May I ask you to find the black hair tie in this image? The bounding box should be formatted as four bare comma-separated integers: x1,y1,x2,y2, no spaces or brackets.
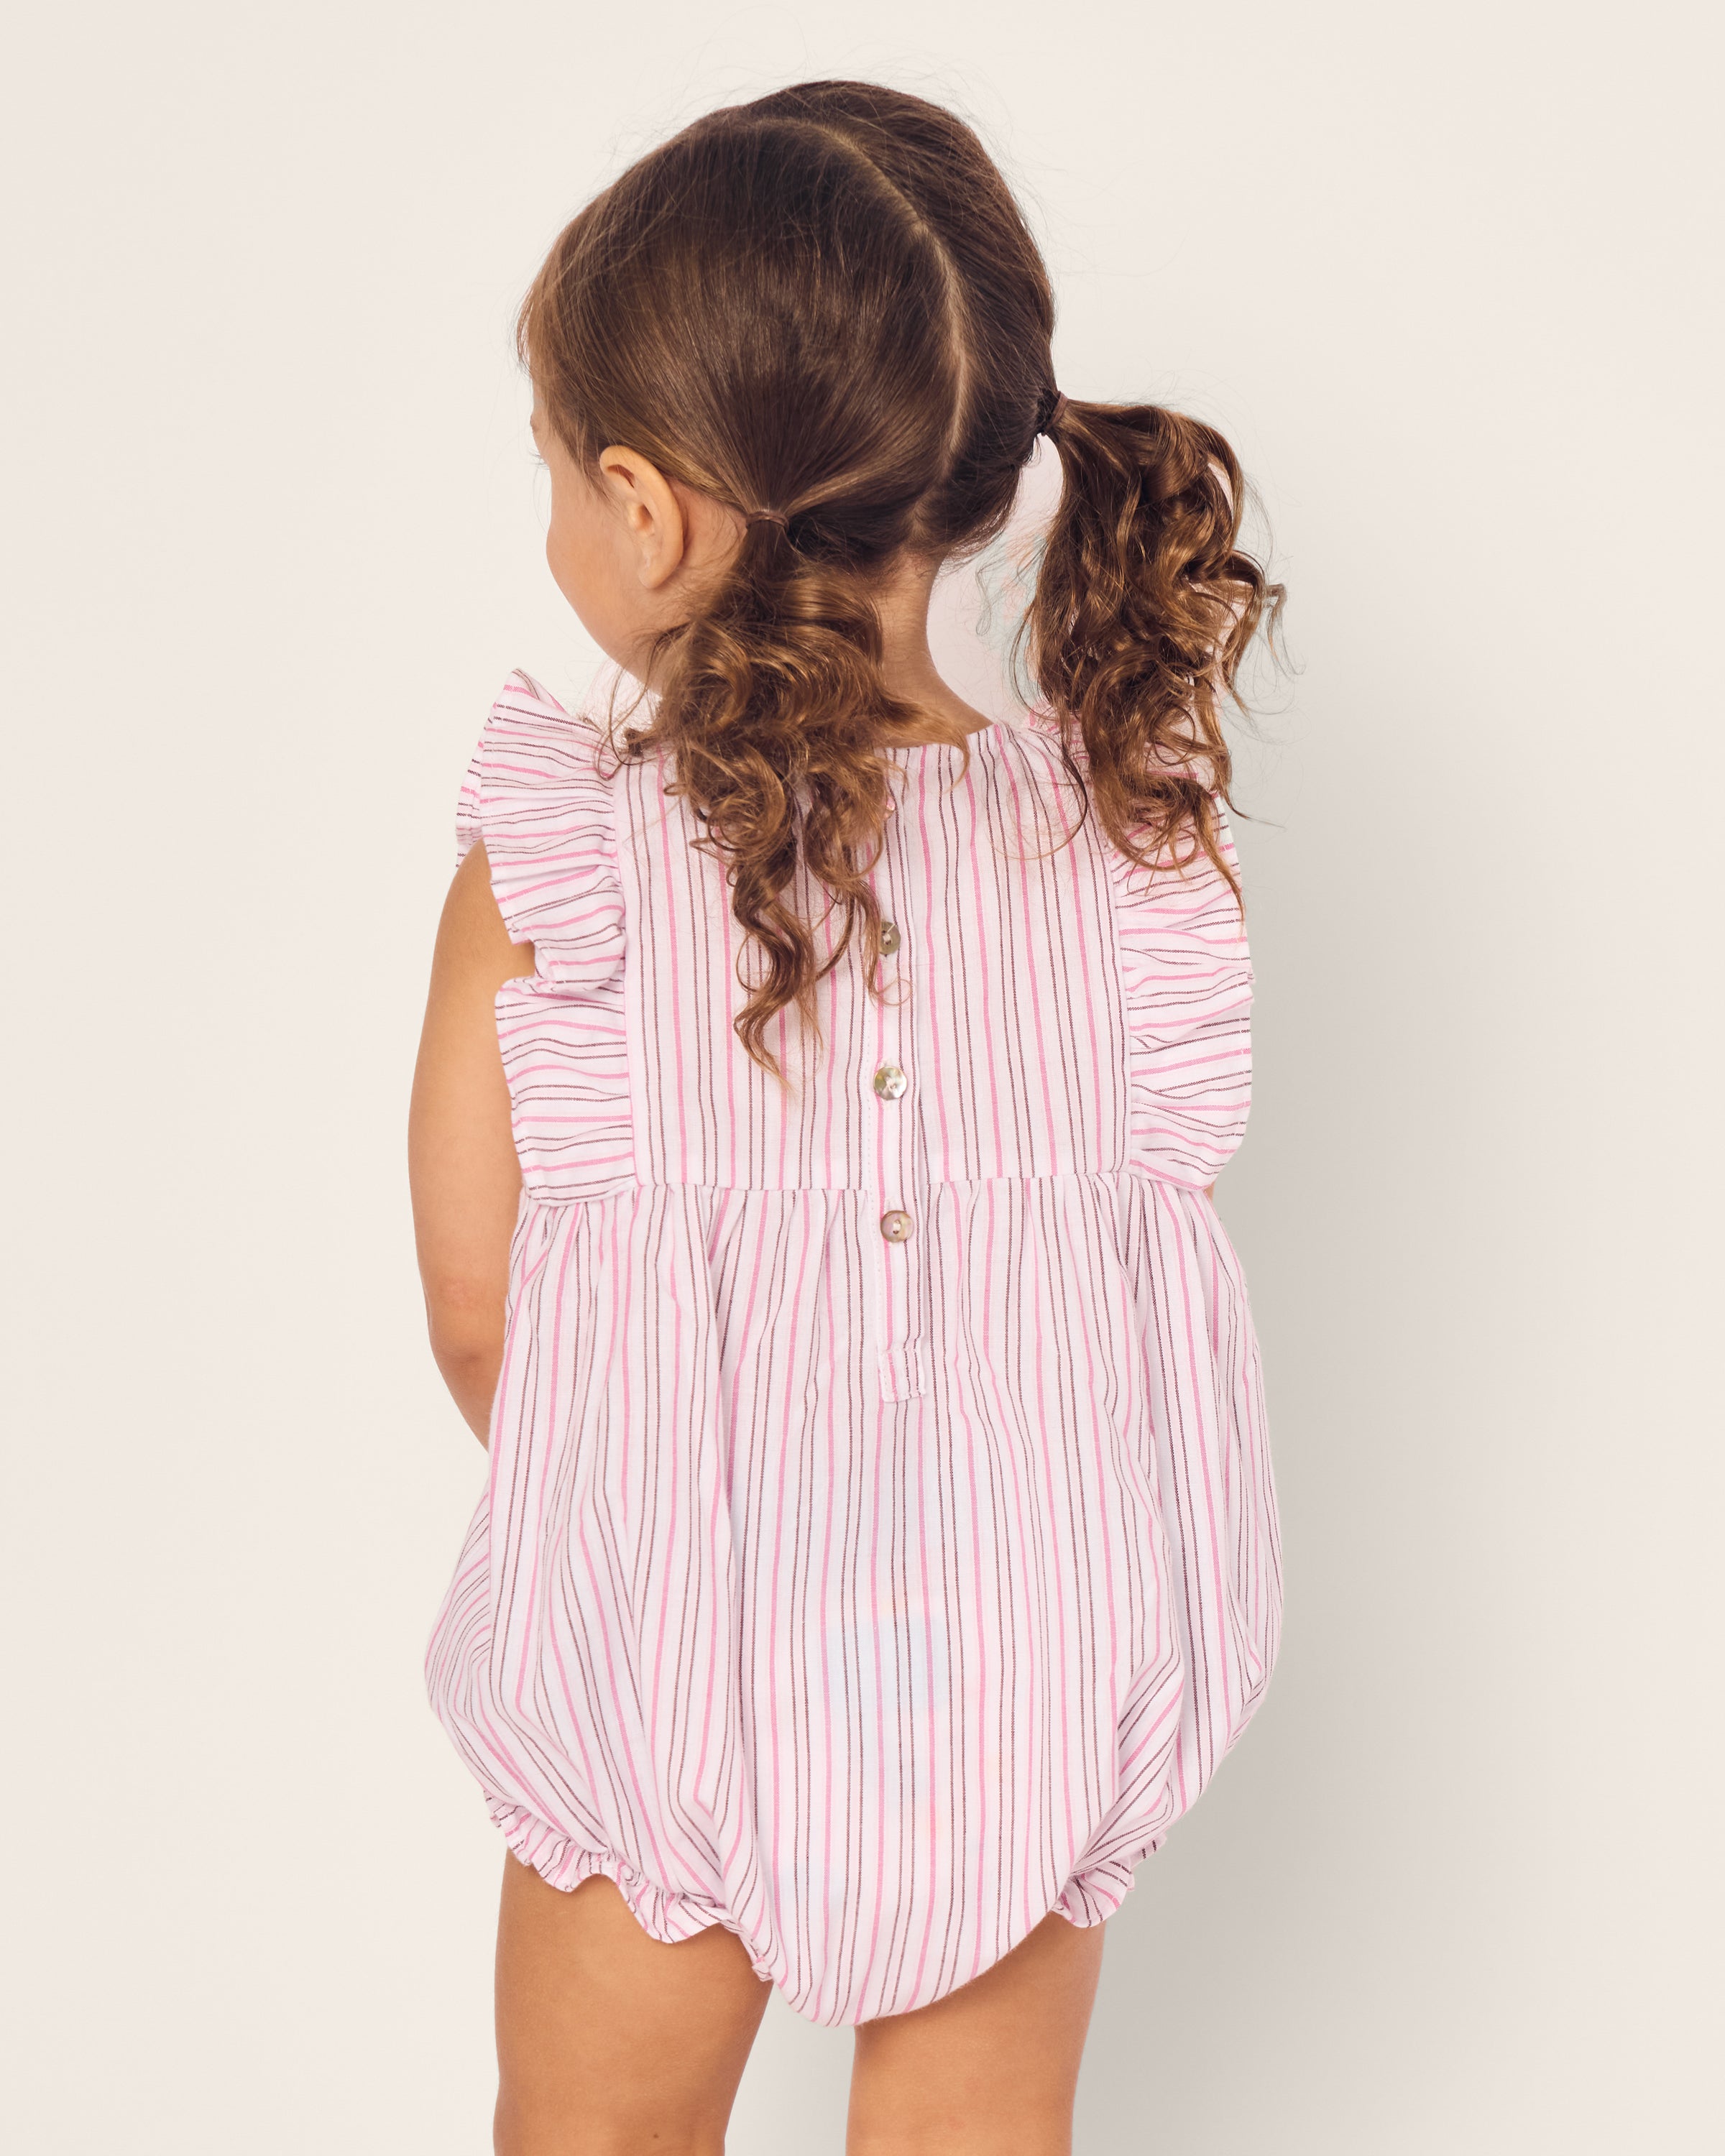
1035,388,1069,439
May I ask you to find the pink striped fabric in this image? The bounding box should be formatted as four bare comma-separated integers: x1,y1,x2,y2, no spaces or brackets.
426,665,1282,2027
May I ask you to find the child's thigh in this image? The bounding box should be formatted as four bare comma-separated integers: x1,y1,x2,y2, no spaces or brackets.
846,1909,1107,2156
493,1856,771,2156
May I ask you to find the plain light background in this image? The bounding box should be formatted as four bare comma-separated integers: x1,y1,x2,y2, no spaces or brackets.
4,2,1720,2149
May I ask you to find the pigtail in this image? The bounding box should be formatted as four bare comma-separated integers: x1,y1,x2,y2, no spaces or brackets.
1026,401,1284,897
636,517,937,1085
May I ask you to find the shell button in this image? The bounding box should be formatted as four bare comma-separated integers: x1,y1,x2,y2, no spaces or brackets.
879,919,901,955
879,1209,914,1243
873,1063,908,1100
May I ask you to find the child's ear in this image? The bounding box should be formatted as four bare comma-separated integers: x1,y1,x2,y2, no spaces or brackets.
595,445,688,591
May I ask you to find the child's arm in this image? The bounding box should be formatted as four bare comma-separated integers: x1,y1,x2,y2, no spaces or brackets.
408,842,535,1445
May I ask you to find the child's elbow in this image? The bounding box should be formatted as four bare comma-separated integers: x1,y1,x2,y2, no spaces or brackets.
423,1275,505,1368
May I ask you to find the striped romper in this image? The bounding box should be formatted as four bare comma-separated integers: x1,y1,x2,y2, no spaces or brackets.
426,663,1282,2027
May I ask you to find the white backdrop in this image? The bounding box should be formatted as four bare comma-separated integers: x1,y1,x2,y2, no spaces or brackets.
4,4,1720,2150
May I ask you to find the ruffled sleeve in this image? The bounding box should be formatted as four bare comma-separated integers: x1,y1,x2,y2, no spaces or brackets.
1107,805,1254,1188
456,670,627,985
456,670,633,1202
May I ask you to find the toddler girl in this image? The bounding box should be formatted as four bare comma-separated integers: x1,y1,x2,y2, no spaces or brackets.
409,76,1284,2155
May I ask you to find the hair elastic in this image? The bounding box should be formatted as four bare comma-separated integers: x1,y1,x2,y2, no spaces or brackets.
1037,389,1069,438
745,507,791,529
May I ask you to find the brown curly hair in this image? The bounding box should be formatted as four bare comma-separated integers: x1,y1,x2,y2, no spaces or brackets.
518,80,1283,1084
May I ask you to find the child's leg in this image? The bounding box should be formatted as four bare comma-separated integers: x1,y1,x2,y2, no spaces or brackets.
845,1910,1106,2156
493,1856,770,2155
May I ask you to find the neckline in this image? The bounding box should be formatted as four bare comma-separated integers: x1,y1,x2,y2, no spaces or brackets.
880,719,1000,755
571,666,1006,755
523,664,1040,751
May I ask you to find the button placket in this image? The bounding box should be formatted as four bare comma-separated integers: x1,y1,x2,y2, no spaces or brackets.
868,900,927,1398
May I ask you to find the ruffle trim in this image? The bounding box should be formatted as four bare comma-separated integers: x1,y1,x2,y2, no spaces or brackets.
1105,804,1255,1187
456,669,634,1203
1055,1845,1164,1928
487,1800,779,1984
486,1795,1159,2001
1011,719,1252,1186
456,669,627,990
